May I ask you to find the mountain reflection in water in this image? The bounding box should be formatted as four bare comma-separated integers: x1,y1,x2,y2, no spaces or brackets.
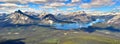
52,19,105,30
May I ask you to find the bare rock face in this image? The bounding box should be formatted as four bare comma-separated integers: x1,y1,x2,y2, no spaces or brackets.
72,13,91,23
8,10,34,24
64,11,92,23
107,14,120,26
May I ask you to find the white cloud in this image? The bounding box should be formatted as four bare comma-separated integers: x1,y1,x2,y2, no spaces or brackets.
0,3,27,8
28,0,48,4
0,3,29,13
47,0,69,3
66,3,77,6
0,0,47,4
71,0,81,3
0,0,118,13
0,3,18,6
29,0,47,2
40,6,56,9
40,2,66,9
1,0,115,9
67,8,76,11
49,2,65,7
80,3,91,9
0,7,17,13
91,0,114,6
0,0,68,4
0,7,42,13
80,0,115,9
0,0,19,3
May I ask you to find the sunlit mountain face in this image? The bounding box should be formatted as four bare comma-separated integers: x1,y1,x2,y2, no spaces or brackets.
0,0,120,44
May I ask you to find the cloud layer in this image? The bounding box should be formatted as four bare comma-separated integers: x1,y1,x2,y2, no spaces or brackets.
0,0,119,13
80,0,115,9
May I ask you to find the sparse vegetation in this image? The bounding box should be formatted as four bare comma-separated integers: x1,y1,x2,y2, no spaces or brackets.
59,35,120,44
0,25,120,44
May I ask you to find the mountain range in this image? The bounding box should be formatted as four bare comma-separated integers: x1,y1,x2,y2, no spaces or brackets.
0,10,119,29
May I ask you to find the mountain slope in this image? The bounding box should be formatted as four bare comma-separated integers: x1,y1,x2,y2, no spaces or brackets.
107,14,120,26
41,14,76,23
5,10,43,25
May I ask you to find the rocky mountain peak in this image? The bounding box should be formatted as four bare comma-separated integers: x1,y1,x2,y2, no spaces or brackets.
8,10,35,24
15,10,23,14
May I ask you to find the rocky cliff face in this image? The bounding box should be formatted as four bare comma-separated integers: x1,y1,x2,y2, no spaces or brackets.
60,11,93,23
107,14,120,26
72,13,91,23
7,10,36,24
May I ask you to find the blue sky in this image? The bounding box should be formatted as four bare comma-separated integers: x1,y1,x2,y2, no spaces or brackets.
0,0,120,13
